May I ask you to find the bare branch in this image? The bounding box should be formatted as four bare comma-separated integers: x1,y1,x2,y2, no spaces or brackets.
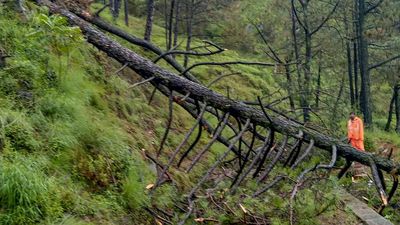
291,139,315,169
186,112,230,172
257,135,289,182
182,61,277,76
369,158,389,206
310,0,340,36
291,0,308,32
153,102,208,191
230,130,273,194
180,119,251,225
365,0,384,14
337,159,352,179
128,77,155,88
115,63,128,74
369,54,400,71
157,90,174,157
94,4,110,17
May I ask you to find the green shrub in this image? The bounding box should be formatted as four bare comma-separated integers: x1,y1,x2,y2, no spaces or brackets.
0,109,40,152
0,154,63,224
122,161,153,210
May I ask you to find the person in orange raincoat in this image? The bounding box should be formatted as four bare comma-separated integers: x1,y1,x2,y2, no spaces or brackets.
347,112,365,180
347,112,364,151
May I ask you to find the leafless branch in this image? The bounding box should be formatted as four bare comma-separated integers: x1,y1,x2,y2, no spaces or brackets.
94,4,110,17
157,90,174,157
128,77,155,88
186,112,230,172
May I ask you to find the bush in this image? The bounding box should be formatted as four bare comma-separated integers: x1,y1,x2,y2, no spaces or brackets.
0,109,41,152
0,153,63,224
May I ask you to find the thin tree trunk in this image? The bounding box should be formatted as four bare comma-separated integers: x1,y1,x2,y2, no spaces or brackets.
385,85,397,131
315,61,321,109
173,0,180,50
183,0,194,68
124,0,129,26
353,41,359,105
290,1,301,113
111,0,121,19
395,85,400,133
332,73,346,123
144,0,155,42
167,0,176,50
353,0,359,106
344,10,355,106
285,63,295,110
109,0,114,17
164,0,168,47
302,3,312,122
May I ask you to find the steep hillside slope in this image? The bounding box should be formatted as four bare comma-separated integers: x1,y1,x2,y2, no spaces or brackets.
0,4,282,224
1,3,397,224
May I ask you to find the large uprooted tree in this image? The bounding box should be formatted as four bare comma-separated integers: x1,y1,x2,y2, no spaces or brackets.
32,0,400,224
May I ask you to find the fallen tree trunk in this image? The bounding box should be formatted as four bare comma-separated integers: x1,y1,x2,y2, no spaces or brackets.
35,0,399,174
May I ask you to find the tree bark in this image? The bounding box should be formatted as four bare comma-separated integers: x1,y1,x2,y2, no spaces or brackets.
357,0,372,125
35,0,400,174
144,0,155,42
111,0,121,19
124,0,129,26
315,59,322,109
344,10,355,107
284,63,295,110
173,0,181,50
167,0,176,50
290,1,301,112
183,0,194,68
385,85,397,131
395,85,400,133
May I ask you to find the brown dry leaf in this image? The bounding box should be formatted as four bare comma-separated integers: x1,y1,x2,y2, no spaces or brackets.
155,219,163,225
146,183,154,190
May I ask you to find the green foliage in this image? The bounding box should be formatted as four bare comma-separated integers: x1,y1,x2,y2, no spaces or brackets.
122,162,153,210
29,13,83,56
0,153,63,225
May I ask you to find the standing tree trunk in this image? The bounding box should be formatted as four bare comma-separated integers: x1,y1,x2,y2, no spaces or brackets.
344,10,355,107
285,63,296,110
110,0,121,19
357,0,372,125
315,59,322,109
352,1,359,106
173,0,181,49
167,0,176,50
301,2,312,123
183,0,194,68
290,1,302,114
353,41,359,105
395,85,400,133
385,85,398,131
124,0,129,26
144,0,155,42
347,40,355,106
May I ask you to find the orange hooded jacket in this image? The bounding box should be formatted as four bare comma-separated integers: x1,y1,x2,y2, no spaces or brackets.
347,116,364,151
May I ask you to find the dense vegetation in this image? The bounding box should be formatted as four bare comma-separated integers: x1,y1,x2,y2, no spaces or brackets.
0,0,399,224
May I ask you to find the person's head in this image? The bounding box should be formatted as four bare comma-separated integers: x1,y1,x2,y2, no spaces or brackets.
349,112,356,120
